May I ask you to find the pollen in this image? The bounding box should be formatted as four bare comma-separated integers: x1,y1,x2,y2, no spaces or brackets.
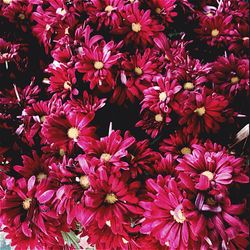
183,82,194,90
155,7,161,14
18,13,25,20
64,81,72,90
22,198,32,210
105,5,114,14
134,66,143,76
94,61,104,70
159,91,167,101
231,76,239,84
37,172,47,182
181,147,191,155
79,175,90,189
194,106,206,116
201,170,214,181
40,115,46,123
155,114,163,122
170,208,186,223
59,148,65,156
132,22,141,33
67,127,79,140
211,29,219,37
105,193,118,204
100,153,112,162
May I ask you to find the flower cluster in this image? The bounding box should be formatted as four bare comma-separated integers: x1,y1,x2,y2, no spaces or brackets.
0,0,249,249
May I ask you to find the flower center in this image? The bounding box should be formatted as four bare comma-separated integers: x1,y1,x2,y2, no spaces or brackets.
122,238,129,244
18,13,25,20
206,197,216,206
37,172,47,181
201,171,214,181
183,82,194,90
22,198,32,210
170,207,186,223
194,106,206,116
134,66,143,76
100,153,112,162
106,220,111,227
40,115,46,123
94,61,104,70
132,23,141,32
45,24,51,31
159,91,167,101
56,8,67,16
231,76,239,84
181,147,191,155
3,0,12,4
59,148,65,156
79,175,90,189
155,114,163,122
211,29,219,37
105,5,114,13
155,7,162,14
67,127,79,140
64,81,72,90
105,193,118,204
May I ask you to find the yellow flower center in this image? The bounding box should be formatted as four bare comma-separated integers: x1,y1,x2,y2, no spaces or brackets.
155,7,162,14
211,29,219,37
94,61,104,70
22,198,32,210
181,147,191,155
18,13,25,20
59,148,65,156
79,175,90,189
3,0,12,4
170,208,186,223
40,115,46,123
231,76,239,84
37,172,47,182
155,114,163,122
105,193,118,204
183,82,194,90
67,127,79,140
194,106,206,116
159,91,167,101
63,81,72,90
134,66,143,76
100,153,112,162
201,171,214,181
206,197,216,206
132,23,141,33
207,13,213,17
105,5,114,13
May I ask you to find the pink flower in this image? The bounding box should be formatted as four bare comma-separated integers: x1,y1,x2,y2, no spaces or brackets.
41,110,95,153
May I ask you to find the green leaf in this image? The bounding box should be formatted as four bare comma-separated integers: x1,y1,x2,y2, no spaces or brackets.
61,231,80,249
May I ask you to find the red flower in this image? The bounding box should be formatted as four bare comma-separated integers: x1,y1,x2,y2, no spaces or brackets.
140,178,197,248
114,2,164,47
178,87,229,134
160,128,200,157
41,110,95,153
209,54,249,95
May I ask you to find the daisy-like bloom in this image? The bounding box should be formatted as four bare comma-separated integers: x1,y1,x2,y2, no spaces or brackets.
0,38,21,65
153,154,177,176
147,0,177,23
140,178,198,248
46,63,77,96
2,0,32,32
65,91,106,115
208,54,249,95
141,74,182,114
41,110,95,153
80,168,142,233
114,2,164,47
0,176,58,247
83,130,135,172
76,39,121,90
178,87,229,134
125,132,160,178
176,144,249,191
160,127,200,157
85,0,125,30
195,14,235,47
136,110,165,138
111,48,160,104
13,151,49,182
50,156,94,225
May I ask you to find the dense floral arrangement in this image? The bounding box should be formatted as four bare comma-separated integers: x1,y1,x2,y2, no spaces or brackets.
0,0,249,249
